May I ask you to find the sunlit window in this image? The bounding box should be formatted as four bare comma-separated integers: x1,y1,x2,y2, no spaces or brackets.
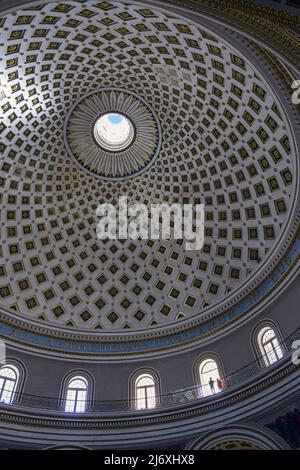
0,365,19,404
135,373,156,410
199,358,221,397
259,327,283,366
93,112,134,151
65,376,88,413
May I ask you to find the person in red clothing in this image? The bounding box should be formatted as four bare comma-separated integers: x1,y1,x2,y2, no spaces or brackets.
217,378,224,391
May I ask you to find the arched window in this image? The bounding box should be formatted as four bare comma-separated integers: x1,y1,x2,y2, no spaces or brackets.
258,327,283,366
65,376,88,413
0,365,19,404
135,373,156,410
199,358,222,397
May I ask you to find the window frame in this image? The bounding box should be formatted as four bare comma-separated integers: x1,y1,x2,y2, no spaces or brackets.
130,368,161,411
65,376,88,413
252,321,284,368
194,354,224,398
60,370,94,413
0,359,25,406
135,373,156,410
0,364,19,404
258,326,283,366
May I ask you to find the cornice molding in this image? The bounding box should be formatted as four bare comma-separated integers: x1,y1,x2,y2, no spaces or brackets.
0,358,299,448
0,357,298,428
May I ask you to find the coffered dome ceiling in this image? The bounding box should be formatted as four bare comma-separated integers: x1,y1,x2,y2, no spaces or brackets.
0,1,298,335
65,87,162,179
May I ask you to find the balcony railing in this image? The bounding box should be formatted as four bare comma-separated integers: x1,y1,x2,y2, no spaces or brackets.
0,328,299,414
